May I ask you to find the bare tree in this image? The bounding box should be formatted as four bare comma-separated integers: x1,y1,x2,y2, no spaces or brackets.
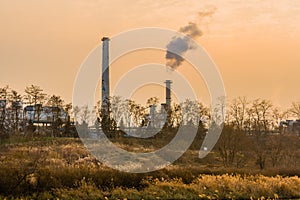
270,107,288,132
248,99,274,169
24,85,47,132
46,95,65,136
229,97,249,131
0,86,9,100
289,101,300,119
217,123,247,168
72,106,80,125
170,103,182,127
0,86,9,138
64,103,72,122
180,99,200,126
24,85,46,106
75,105,91,138
47,95,64,121
122,99,132,128
128,100,145,127
9,90,23,133
249,99,273,134
80,105,91,124
47,95,64,107
198,102,210,118
212,96,226,126
267,135,283,168
146,97,159,108
111,96,127,126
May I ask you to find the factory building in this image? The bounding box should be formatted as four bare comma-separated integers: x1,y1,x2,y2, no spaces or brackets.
23,105,68,125
279,119,300,136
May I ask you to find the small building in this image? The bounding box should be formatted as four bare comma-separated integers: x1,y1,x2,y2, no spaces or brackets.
24,105,68,125
279,119,300,135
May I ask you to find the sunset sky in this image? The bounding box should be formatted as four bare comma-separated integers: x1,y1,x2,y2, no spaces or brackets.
0,0,300,109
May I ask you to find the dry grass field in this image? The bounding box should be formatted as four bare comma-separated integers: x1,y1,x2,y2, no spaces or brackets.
0,136,300,199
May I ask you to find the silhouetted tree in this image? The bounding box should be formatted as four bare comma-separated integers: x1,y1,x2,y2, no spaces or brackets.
0,86,9,139
47,95,64,121
128,100,145,127
229,97,249,131
72,106,80,125
170,103,182,128
289,101,300,119
216,124,247,167
146,97,159,108
180,99,200,126
9,90,22,133
80,105,91,124
24,85,46,106
248,99,274,169
24,85,46,133
64,103,72,122
111,96,127,127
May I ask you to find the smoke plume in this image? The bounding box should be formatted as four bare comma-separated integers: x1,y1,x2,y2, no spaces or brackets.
166,6,217,70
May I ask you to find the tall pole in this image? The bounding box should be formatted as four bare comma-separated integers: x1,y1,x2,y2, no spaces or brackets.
165,80,172,108
101,37,110,114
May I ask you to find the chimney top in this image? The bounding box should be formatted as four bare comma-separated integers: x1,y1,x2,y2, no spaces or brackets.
101,37,110,41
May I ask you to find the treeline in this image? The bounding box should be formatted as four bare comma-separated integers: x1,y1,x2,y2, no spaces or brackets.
1,85,300,170
0,85,73,138
95,97,300,170
213,97,300,170
1,84,300,137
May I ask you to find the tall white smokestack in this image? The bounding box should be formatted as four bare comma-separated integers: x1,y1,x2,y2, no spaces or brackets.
101,37,110,113
165,80,172,107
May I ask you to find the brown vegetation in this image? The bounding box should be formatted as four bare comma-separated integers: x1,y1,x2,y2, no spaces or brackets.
0,137,299,199
1,85,300,198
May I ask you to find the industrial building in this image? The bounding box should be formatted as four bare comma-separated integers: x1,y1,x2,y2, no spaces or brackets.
23,104,68,125
279,119,300,136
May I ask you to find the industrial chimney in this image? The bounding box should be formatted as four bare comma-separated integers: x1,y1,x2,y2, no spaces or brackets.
101,37,110,113
165,80,172,108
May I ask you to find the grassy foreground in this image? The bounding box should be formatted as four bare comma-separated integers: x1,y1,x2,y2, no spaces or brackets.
0,137,300,199
1,174,300,199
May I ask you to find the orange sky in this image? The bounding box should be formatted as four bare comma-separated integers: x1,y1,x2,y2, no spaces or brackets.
0,0,300,109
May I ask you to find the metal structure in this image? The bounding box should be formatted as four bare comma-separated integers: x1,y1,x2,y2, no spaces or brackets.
101,37,110,114
146,79,172,129
165,80,172,108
